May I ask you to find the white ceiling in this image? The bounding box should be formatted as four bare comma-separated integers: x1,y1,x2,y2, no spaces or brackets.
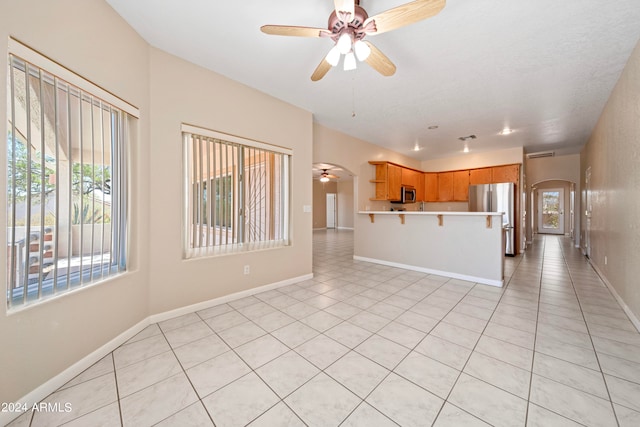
106,0,640,160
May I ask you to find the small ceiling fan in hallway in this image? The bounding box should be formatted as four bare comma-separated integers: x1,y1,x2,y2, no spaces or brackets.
260,0,446,81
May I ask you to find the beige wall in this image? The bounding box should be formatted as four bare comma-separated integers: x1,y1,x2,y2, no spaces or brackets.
0,0,313,406
312,180,337,229
312,178,354,230
421,147,524,172
313,123,422,213
0,0,151,404
337,179,354,229
147,49,313,315
581,39,640,322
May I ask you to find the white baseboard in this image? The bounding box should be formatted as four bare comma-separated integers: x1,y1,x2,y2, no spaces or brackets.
0,318,150,427
337,227,354,231
0,273,314,427
148,273,313,324
353,255,504,287
588,260,640,333
312,227,326,231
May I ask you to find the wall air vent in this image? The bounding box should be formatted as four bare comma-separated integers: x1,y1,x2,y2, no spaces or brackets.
526,151,555,159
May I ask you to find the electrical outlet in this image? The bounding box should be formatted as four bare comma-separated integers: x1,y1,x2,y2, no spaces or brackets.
243,265,250,275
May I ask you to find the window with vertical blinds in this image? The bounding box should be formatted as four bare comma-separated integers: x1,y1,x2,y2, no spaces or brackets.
6,40,136,309
183,125,291,258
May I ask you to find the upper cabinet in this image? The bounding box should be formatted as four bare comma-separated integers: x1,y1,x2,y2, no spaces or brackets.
491,164,520,184
370,161,520,203
469,168,492,185
437,170,470,202
401,168,420,188
438,172,454,201
469,165,520,185
453,170,470,201
424,173,438,202
387,164,402,201
368,161,402,201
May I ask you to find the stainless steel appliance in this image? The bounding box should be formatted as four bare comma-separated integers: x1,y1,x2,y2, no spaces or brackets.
469,183,516,256
392,185,417,204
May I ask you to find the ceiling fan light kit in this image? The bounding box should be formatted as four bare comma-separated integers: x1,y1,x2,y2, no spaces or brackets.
318,168,340,182
260,0,446,81
354,40,371,61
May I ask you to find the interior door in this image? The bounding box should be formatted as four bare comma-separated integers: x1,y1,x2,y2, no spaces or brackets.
538,188,565,235
326,193,337,229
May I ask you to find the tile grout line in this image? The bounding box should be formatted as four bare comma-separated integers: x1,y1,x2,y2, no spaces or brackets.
559,237,622,427
112,352,125,427
524,234,545,427
73,231,635,427
160,314,219,427
428,242,528,426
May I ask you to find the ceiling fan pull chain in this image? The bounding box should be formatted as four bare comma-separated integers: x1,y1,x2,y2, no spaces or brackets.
352,77,356,118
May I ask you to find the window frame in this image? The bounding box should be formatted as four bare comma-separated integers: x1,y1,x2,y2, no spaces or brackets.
5,39,138,311
182,124,292,259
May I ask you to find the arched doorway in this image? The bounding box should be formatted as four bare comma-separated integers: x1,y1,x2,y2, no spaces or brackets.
312,163,356,231
531,179,576,237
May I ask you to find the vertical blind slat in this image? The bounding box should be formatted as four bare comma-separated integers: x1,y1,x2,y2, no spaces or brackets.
9,55,17,306
52,77,60,292
37,69,46,297
23,62,33,304
78,90,85,287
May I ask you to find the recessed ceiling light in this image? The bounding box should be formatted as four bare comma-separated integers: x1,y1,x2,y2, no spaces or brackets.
413,143,422,151
499,128,514,135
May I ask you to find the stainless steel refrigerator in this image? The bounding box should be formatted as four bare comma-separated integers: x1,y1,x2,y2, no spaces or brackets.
469,183,515,256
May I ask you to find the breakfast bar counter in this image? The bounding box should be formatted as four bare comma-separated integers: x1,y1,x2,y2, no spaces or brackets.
355,211,505,286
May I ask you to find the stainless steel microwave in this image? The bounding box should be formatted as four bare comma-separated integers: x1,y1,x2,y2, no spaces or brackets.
392,185,417,204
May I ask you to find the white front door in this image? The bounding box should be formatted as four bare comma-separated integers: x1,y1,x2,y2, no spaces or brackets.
538,188,565,235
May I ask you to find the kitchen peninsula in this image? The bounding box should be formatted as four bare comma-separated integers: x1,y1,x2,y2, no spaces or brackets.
356,211,505,287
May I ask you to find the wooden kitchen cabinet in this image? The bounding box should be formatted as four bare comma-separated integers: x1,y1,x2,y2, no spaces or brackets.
371,161,520,205
401,168,420,188
492,164,520,184
453,170,470,201
424,173,438,202
369,161,402,201
438,172,454,201
415,172,425,202
469,167,492,185
388,164,402,200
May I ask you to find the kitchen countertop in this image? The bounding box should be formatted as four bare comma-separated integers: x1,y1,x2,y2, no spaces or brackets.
358,211,504,216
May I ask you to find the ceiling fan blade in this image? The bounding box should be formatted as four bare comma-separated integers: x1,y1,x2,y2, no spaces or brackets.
261,25,331,38
311,58,333,81
364,0,446,35
334,0,355,22
327,174,340,179
363,41,396,76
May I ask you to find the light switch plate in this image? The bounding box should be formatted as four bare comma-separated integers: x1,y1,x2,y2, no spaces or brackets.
303,205,312,213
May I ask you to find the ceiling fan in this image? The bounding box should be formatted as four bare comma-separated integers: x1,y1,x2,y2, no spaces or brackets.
318,169,340,182
261,0,446,81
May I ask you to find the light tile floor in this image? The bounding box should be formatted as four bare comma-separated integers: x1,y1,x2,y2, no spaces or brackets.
9,230,640,427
